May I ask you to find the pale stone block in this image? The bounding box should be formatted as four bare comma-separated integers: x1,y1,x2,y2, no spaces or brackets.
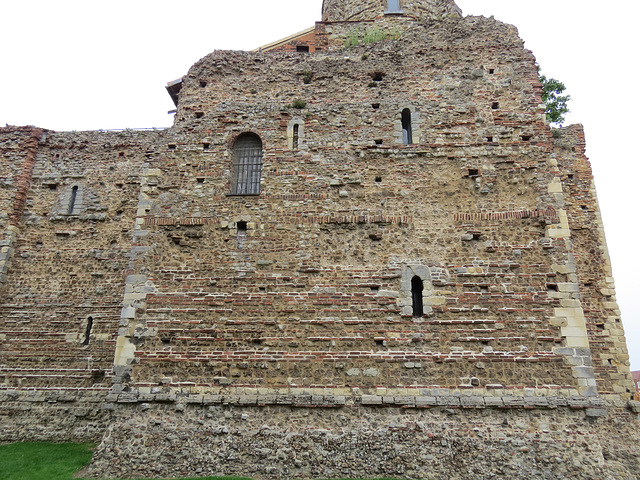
425,296,446,306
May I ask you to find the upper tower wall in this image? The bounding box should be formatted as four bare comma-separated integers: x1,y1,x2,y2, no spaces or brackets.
322,0,461,22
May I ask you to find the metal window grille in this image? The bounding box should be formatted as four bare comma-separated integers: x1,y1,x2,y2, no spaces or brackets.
231,134,263,195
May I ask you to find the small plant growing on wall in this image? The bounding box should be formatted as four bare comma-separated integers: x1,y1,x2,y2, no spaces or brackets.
287,99,307,109
302,70,314,84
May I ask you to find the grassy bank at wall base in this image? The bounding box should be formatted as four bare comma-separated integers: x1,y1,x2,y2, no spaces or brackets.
0,442,408,480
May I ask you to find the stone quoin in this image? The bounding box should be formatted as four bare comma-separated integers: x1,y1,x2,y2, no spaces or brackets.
1,0,639,478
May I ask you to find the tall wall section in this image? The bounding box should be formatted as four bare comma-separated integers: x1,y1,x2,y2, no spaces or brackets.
0,128,164,441
87,12,639,480
0,3,638,479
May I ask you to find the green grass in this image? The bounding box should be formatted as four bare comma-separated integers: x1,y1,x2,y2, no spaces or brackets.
0,442,407,480
0,442,94,480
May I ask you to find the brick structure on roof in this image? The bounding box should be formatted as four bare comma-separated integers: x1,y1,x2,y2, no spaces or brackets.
1,1,639,478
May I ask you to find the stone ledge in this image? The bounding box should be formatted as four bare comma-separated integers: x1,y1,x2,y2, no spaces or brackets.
105,393,612,411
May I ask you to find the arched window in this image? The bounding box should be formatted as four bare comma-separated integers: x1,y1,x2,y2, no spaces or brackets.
402,108,413,145
386,0,402,13
411,276,424,317
231,133,263,195
68,185,79,214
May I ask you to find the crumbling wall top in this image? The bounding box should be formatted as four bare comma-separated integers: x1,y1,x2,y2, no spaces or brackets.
321,0,461,22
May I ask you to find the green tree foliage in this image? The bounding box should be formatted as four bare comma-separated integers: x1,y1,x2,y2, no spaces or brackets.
540,74,571,126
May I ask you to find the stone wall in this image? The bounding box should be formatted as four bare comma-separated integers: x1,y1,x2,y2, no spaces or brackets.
321,0,461,22
1,1,638,478
0,129,165,440
87,402,640,479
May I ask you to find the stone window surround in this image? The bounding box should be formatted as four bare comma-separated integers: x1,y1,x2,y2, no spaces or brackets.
395,106,420,145
287,118,305,151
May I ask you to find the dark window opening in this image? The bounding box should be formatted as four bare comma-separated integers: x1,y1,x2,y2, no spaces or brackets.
47,184,57,190
371,103,380,109
375,339,385,347
83,317,93,345
491,102,499,110
292,124,299,150
199,80,207,88
547,284,559,292
468,169,480,177
411,276,424,317
581,205,588,211
521,135,531,141
375,139,383,145
296,45,310,53
203,142,210,150
68,186,78,215
371,71,384,82
231,133,263,195
401,108,413,145
567,174,574,179
237,221,248,249
196,177,205,184
488,68,495,74
168,144,177,150
195,112,204,119
119,152,125,157
486,136,493,142
375,176,382,183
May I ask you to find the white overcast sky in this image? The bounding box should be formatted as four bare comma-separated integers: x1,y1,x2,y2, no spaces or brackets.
2,1,639,370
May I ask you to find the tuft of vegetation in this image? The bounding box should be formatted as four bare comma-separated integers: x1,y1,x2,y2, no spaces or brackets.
287,99,307,109
302,70,314,84
343,27,399,49
540,74,571,126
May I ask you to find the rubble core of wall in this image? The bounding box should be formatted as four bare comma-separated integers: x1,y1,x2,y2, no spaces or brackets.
87,404,640,480
321,0,462,22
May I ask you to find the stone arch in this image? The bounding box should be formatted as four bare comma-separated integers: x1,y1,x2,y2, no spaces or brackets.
230,132,263,195
399,265,433,317
287,118,305,151
395,106,420,145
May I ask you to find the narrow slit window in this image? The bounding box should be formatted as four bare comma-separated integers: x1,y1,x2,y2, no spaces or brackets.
83,316,93,345
231,133,263,195
411,276,424,318
401,108,413,145
237,221,247,249
68,186,78,215
292,124,299,150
